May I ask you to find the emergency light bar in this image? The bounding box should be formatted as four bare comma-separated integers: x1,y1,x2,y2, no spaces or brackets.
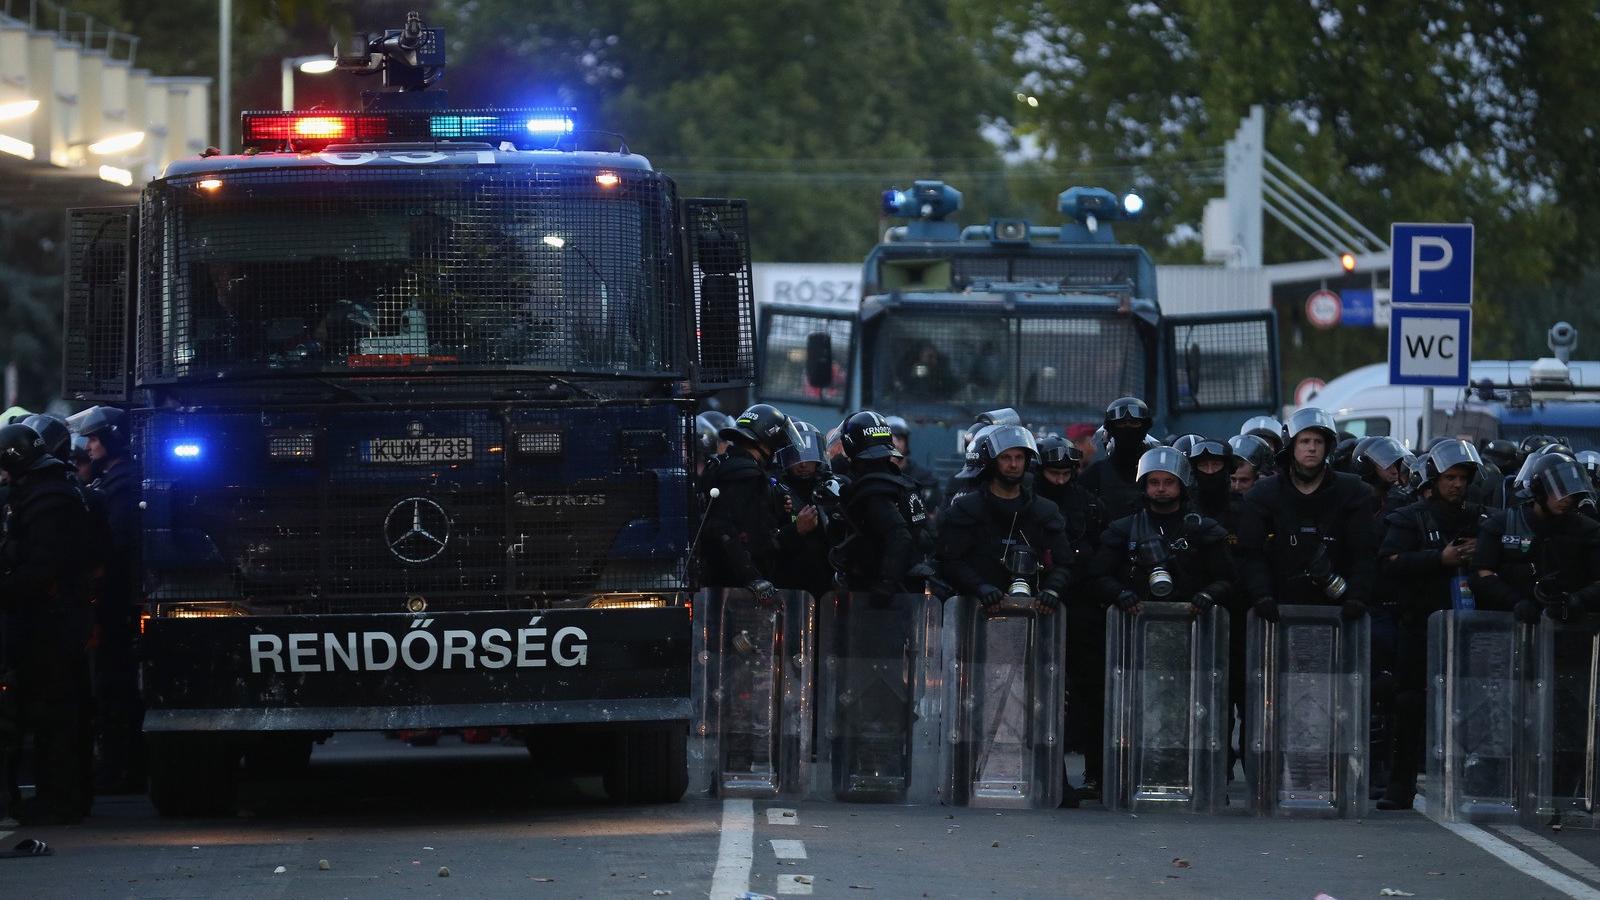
240,107,578,152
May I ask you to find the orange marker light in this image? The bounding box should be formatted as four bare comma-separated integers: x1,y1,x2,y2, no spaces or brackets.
1340,252,1356,272
595,171,620,188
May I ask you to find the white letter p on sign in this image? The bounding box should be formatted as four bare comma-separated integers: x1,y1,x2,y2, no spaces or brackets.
1410,235,1453,296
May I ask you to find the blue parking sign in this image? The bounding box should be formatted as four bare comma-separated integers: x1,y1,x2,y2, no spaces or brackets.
1391,223,1473,305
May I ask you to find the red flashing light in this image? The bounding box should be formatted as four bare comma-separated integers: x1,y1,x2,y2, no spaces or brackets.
241,113,389,150
345,354,461,368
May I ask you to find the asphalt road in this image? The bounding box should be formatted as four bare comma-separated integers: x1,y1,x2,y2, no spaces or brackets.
5,736,1600,899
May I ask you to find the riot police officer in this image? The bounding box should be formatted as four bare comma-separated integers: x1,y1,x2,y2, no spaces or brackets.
1375,439,1488,810
772,421,840,600
74,405,145,794
833,411,930,595
1079,397,1153,521
886,416,944,522
1227,434,1273,495
1092,447,1236,616
1182,438,1241,533
1472,453,1600,625
700,403,790,601
1034,436,1104,547
1236,407,1377,622
1090,447,1236,798
1355,436,1411,516
938,425,1076,613
0,423,95,824
694,410,732,477
1239,415,1284,456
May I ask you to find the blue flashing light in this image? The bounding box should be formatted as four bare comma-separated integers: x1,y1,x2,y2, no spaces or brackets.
881,180,963,221
526,116,576,135
170,441,203,460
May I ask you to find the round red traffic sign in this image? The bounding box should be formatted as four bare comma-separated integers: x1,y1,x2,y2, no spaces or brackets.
1295,377,1327,406
1305,289,1341,329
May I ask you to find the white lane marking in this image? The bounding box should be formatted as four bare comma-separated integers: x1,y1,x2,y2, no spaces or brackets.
1496,826,1600,886
709,798,754,900
776,873,815,895
770,839,807,860
1440,821,1600,900
767,807,797,826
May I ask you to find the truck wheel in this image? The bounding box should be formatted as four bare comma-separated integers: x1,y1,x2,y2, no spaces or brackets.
147,733,240,817
243,734,314,777
603,724,688,804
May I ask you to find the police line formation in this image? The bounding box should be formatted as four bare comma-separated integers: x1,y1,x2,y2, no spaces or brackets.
2,400,1597,824
693,398,1600,818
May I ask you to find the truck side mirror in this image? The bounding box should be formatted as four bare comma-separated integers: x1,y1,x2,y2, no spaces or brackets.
805,332,834,390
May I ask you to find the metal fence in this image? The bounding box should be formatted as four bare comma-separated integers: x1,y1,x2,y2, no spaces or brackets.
137,166,688,382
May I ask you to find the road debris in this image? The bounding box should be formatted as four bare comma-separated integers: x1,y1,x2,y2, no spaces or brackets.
1378,890,1414,897
318,859,330,871
273,866,286,875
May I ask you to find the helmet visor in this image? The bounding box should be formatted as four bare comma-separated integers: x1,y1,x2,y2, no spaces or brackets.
1426,440,1481,478
1362,436,1409,470
984,425,1038,460
1541,460,1595,502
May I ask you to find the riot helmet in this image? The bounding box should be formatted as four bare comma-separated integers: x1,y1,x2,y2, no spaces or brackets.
1281,407,1338,468
721,403,790,454
974,408,1022,428
973,425,1038,471
71,405,129,454
1515,443,1575,488
1425,439,1482,483
840,410,901,462
1332,437,1358,472
1104,397,1151,436
1576,450,1600,486
694,412,724,460
884,415,911,439
0,423,60,478
1481,439,1520,472
1356,435,1408,484
1240,415,1284,453
1526,453,1593,507
775,420,827,472
1182,437,1236,472
1519,434,1559,456
1136,446,1193,489
1036,435,1083,471
1227,434,1274,472
22,413,71,462
1169,434,1205,456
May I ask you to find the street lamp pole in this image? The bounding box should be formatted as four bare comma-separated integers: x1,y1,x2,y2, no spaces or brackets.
218,0,230,152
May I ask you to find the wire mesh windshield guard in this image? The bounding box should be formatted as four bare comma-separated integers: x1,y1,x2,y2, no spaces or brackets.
138,166,687,381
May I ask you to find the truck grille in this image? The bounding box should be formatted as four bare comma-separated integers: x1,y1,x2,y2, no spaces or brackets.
139,406,691,613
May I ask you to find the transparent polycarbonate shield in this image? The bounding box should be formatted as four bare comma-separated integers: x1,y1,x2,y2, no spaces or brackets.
1104,602,1230,813
687,588,814,799
1246,606,1370,817
1533,620,1600,827
1425,610,1535,823
813,591,943,804
939,595,1066,808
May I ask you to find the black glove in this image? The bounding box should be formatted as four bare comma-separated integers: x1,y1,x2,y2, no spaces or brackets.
1038,589,1062,611
1190,591,1215,613
1114,590,1140,613
978,585,1005,610
1340,597,1367,621
1514,598,1542,625
748,579,779,606
1252,597,1280,623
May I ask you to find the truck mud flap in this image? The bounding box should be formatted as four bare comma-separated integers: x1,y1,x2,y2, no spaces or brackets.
141,608,692,732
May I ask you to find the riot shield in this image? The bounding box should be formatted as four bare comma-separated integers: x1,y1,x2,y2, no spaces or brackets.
813,591,943,804
1246,606,1370,817
688,588,815,799
940,595,1066,808
1425,610,1535,823
1104,602,1230,813
1531,619,1600,826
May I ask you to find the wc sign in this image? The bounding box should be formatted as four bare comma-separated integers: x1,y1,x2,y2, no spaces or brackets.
1388,223,1473,387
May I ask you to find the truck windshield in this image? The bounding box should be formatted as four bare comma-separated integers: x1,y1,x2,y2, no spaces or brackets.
869,311,1146,412
142,167,682,379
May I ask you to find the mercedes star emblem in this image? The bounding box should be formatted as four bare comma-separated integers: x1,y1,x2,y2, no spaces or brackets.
384,496,452,563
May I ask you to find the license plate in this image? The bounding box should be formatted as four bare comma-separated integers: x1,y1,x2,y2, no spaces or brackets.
363,437,473,464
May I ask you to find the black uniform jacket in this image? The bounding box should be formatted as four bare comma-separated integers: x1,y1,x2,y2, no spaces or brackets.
1237,469,1377,607
1090,506,1236,608
937,486,1075,600
699,453,780,587
835,470,928,592
1,465,95,614
1379,497,1487,627
1471,503,1600,616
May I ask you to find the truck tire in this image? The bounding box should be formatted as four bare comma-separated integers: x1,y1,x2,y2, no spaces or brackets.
603,723,688,804
243,734,314,777
147,733,241,817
